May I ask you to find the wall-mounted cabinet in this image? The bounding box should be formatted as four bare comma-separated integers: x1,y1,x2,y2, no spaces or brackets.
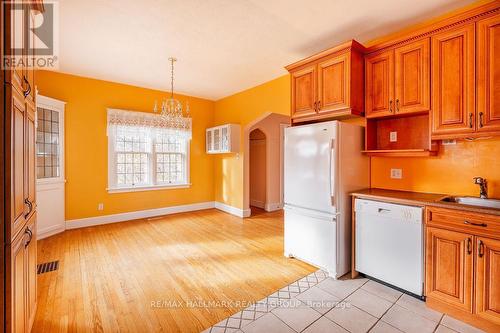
286,40,365,124
206,124,240,154
365,38,430,119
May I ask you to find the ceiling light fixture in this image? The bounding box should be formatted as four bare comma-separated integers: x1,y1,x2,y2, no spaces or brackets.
154,57,191,132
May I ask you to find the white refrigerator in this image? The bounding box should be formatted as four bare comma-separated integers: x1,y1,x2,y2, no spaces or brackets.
284,121,369,278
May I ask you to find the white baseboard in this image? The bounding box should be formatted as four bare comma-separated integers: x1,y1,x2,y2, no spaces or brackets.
66,201,215,229
38,224,66,240
215,201,251,218
250,199,265,209
265,202,283,212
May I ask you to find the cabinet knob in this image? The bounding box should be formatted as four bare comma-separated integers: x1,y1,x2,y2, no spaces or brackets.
478,239,485,258
389,100,393,113
395,99,400,113
23,76,31,98
317,100,321,110
466,237,472,255
479,112,484,128
469,113,473,128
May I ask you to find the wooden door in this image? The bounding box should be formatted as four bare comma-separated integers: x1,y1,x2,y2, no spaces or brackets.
4,0,26,91
26,214,37,331
394,38,430,114
475,236,500,325
25,101,36,215
365,49,394,118
425,227,473,312
477,15,500,133
8,229,27,333
317,53,349,114
291,65,317,119
7,87,27,241
431,24,475,137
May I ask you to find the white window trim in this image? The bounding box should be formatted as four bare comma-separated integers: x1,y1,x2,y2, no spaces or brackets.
107,121,191,194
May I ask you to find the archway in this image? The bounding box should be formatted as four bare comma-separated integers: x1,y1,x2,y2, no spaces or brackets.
249,128,267,215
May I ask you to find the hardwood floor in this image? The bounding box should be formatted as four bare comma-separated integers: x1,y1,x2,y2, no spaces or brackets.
33,208,316,333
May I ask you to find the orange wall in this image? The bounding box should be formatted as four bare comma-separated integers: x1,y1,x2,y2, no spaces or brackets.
36,70,215,221
371,138,500,197
213,75,290,209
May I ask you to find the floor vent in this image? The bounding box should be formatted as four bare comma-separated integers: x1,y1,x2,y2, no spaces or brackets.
37,261,59,274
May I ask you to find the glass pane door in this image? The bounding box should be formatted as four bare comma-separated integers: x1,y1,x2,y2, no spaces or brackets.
36,107,61,179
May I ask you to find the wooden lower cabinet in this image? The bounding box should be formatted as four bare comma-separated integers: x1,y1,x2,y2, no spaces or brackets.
475,236,500,325
426,207,500,332
7,214,37,333
425,227,474,312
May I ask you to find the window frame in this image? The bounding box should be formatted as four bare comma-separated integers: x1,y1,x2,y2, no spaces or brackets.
107,125,191,193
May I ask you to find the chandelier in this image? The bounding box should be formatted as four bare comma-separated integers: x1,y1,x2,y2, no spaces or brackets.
154,57,192,132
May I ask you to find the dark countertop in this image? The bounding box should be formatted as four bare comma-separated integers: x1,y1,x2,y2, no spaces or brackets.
351,188,500,216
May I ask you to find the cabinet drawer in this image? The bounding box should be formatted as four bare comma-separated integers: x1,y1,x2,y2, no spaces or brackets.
426,206,500,238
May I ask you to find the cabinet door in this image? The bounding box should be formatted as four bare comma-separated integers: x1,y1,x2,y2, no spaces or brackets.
394,38,430,114
8,228,27,333
25,101,36,213
431,24,475,137
26,214,37,331
7,87,27,241
291,65,317,119
4,0,26,91
365,50,394,118
477,15,500,133
25,6,35,102
475,236,500,325
425,227,473,312
317,53,349,114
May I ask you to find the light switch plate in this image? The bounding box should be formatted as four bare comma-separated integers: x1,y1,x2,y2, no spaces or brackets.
390,131,398,142
391,168,402,179
98,203,104,211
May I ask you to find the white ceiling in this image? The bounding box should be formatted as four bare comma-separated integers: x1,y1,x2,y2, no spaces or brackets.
55,0,475,100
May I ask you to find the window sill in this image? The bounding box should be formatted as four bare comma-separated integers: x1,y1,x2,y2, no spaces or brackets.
107,183,191,193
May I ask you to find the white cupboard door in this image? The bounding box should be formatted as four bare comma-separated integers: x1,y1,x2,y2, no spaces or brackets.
36,95,66,239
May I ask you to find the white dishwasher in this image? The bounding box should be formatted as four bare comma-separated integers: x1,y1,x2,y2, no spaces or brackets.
355,199,424,296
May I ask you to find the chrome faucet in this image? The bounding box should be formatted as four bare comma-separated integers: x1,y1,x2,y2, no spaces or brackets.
473,177,488,199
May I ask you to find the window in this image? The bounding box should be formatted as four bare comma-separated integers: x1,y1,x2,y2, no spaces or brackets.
107,109,191,192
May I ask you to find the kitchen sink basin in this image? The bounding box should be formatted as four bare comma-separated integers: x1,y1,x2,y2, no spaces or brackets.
440,196,500,209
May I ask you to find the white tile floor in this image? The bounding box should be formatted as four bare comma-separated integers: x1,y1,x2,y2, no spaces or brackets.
201,270,487,333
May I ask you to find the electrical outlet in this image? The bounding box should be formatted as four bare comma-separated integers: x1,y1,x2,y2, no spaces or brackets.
98,203,104,211
391,168,402,179
390,131,398,142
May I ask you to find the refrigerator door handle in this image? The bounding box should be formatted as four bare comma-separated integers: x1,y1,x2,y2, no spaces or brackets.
330,139,335,205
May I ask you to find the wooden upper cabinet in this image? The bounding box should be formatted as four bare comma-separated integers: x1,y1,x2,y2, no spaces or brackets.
425,227,473,313
477,15,500,133
4,0,26,91
365,49,394,118
431,23,476,138
475,236,500,325
287,40,365,123
291,65,317,119
394,38,430,114
317,53,349,114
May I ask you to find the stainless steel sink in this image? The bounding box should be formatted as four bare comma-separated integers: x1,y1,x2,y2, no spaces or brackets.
440,196,500,209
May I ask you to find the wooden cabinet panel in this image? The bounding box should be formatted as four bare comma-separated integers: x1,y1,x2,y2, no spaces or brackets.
475,236,500,325
291,65,317,119
394,38,430,114
4,0,26,91
365,50,394,118
477,15,500,133
317,53,349,113
25,8,35,102
431,24,475,137
426,227,473,312
8,87,27,241
25,101,36,214
8,229,27,333
26,215,37,331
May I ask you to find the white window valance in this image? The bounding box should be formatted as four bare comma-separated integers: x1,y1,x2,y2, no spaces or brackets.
107,108,192,139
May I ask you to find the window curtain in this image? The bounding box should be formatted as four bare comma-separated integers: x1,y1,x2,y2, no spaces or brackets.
107,108,192,139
